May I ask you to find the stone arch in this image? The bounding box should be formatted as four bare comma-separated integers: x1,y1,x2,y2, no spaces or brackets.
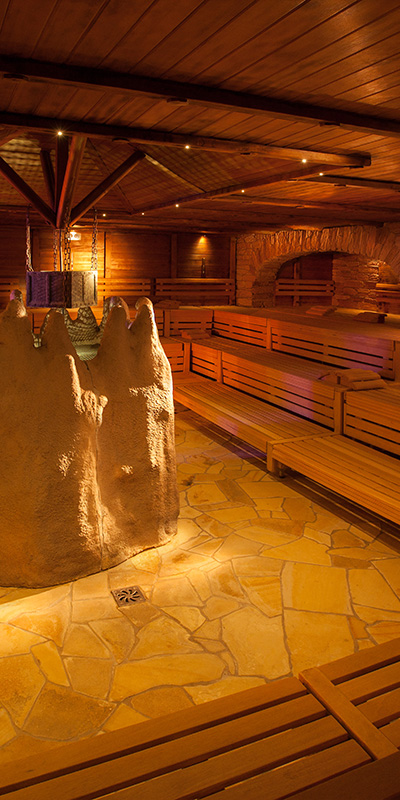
236,225,400,307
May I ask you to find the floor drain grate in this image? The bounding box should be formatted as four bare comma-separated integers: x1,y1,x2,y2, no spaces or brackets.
111,586,146,607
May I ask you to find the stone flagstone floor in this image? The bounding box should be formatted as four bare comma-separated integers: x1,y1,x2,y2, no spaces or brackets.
0,407,399,764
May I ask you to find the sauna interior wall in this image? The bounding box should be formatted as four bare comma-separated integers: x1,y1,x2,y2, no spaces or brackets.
0,227,231,285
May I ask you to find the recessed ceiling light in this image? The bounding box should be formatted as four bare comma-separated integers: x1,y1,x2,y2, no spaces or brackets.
57,130,63,136
241,189,245,193
185,144,190,150
141,212,145,215
175,203,179,207
102,213,106,217
302,158,307,163
319,172,324,176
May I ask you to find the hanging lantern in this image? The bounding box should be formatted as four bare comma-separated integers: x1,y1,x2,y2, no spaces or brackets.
26,210,98,309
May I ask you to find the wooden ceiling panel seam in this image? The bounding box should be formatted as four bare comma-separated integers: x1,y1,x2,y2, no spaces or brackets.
242,2,400,96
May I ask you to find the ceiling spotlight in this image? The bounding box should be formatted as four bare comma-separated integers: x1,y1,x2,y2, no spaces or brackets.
141,212,145,215
301,158,307,163
175,203,179,207
185,144,190,150
241,189,245,193
319,172,324,176
102,213,106,217
57,130,64,136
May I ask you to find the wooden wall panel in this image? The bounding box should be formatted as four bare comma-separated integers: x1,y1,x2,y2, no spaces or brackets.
177,233,231,278
0,226,26,274
108,231,171,278
36,229,105,276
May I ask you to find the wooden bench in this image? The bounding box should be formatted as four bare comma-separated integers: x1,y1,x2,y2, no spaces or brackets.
97,277,152,304
160,337,189,373
376,283,400,314
271,433,400,526
190,337,345,431
162,307,213,337
213,308,269,346
155,278,235,305
269,317,396,379
274,278,335,305
1,639,399,799
173,373,326,470
344,385,400,457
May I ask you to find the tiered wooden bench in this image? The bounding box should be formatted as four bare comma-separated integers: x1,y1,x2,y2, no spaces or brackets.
274,277,335,305
271,434,400,526
189,337,345,430
213,308,269,346
173,373,326,469
0,639,399,799
268,316,397,379
344,384,400,457
155,278,235,305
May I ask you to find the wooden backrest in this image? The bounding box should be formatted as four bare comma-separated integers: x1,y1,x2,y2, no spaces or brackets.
344,385,400,456
212,309,269,346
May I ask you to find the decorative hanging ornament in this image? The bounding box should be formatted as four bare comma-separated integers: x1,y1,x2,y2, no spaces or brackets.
26,212,98,309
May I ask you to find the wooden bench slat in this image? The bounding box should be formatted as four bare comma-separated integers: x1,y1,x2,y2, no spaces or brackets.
319,638,400,685
381,718,400,748
4,707,340,800
0,679,307,794
360,686,400,727
207,741,370,800
280,751,400,800
339,663,400,706
300,668,397,760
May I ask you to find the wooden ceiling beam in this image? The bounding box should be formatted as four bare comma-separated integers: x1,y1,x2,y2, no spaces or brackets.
305,175,400,192
0,54,396,142
217,194,400,215
54,134,69,211
0,111,369,167
134,165,331,215
0,155,54,225
40,149,54,207
142,152,204,192
70,149,145,224
0,128,21,147
56,135,86,228
87,140,136,214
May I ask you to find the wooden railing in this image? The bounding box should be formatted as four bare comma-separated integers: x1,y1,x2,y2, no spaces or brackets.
274,279,335,306
376,282,400,312
155,278,235,305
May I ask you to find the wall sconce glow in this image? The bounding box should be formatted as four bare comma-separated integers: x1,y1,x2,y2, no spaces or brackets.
69,230,81,241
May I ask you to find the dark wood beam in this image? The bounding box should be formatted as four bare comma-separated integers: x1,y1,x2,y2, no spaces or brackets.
143,152,204,192
0,128,20,148
70,149,145,224
134,165,331,215
0,155,54,225
87,140,136,214
217,194,400,215
0,111,369,167
40,149,54,207
0,55,395,142
56,135,86,228
55,134,69,211
305,175,400,192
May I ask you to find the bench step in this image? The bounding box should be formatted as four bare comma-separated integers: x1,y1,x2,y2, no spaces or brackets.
272,434,400,525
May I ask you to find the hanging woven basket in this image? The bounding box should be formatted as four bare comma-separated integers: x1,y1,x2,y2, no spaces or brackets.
26,270,98,308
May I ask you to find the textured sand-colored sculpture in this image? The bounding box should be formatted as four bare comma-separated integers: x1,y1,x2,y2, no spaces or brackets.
0,297,178,587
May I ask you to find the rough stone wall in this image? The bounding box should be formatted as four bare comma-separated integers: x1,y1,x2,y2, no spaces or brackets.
332,254,379,309
0,297,179,587
236,225,400,307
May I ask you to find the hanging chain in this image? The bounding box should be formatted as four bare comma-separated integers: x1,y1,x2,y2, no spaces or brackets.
63,218,72,271
91,207,98,271
25,207,33,271
53,228,58,271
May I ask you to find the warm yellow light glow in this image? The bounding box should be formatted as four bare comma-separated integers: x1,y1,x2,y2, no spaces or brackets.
302,158,307,163
241,189,245,193
175,203,179,207
141,212,145,215
185,144,190,149
102,213,106,217
57,130,63,136
319,172,324,176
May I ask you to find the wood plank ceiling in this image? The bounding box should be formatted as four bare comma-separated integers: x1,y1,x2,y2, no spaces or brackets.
1,0,400,232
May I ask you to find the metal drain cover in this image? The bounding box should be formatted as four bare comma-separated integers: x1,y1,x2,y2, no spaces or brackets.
111,586,146,607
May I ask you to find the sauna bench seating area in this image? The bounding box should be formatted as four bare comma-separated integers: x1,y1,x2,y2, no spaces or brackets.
168,307,400,528
0,638,399,799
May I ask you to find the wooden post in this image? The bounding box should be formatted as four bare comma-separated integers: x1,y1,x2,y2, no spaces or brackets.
170,234,177,278
333,388,345,434
183,341,191,373
393,340,400,381
265,320,272,350
229,237,236,305
164,309,171,338
216,351,223,383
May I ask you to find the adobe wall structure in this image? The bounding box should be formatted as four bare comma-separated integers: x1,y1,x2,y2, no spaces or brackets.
236,224,400,308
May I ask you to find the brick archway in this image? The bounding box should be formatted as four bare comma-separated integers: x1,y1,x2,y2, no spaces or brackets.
236,226,400,307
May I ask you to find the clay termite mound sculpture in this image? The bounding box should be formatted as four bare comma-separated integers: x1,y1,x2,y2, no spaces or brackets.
0,296,179,587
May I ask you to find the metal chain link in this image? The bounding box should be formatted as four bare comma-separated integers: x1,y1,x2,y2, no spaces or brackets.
91,207,98,271
25,207,33,271
63,218,72,271
53,228,58,271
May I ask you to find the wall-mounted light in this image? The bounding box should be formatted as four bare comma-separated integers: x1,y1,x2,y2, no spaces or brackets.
69,230,81,241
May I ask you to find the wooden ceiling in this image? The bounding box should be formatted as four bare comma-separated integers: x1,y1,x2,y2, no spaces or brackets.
1,0,400,232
